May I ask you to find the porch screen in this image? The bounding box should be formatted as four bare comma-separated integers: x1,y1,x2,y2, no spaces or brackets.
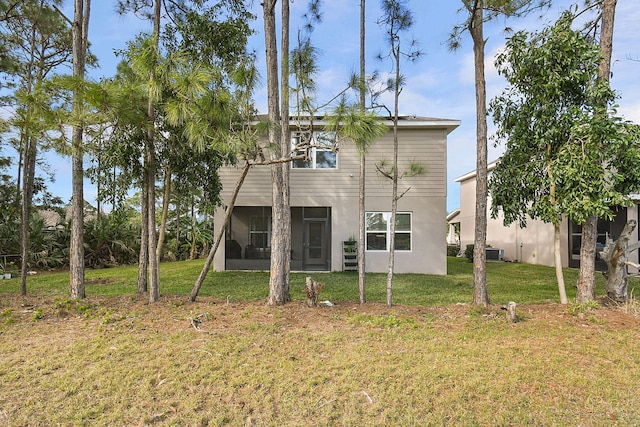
250,216,271,248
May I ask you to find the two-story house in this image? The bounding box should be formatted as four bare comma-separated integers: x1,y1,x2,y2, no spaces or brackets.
452,160,640,271
213,115,460,274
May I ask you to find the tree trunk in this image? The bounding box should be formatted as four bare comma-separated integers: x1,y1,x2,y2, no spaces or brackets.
190,162,251,301
470,3,489,306
548,154,567,304
279,0,291,303
69,0,90,300
598,0,617,83
577,0,617,302
264,0,290,306
304,276,323,307
175,200,181,258
358,0,367,305
19,135,36,296
576,215,597,302
147,0,161,304
137,181,149,293
553,221,568,304
602,219,636,302
147,157,159,303
385,20,403,308
156,169,171,262
190,198,197,260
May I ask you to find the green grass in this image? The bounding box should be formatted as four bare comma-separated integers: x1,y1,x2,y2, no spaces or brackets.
1,258,640,425
0,257,628,305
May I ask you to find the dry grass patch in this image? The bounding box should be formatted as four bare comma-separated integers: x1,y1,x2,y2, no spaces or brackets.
1,295,639,426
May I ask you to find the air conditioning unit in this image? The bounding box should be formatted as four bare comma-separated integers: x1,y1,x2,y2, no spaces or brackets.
485,248,504,261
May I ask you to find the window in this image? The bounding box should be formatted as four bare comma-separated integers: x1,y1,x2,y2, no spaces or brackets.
249,216,271,249
291,131,337,169
365,212,412,251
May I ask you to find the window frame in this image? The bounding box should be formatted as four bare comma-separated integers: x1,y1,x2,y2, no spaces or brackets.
365,212,412,252
249,215,272,249
291,131,338,169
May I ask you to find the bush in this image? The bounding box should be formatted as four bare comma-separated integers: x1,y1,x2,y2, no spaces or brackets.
447,245,460,257
465,244,474,262
84,217,139,268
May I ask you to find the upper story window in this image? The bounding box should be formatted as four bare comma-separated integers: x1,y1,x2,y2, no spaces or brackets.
291,131,337,169
365,212,412,252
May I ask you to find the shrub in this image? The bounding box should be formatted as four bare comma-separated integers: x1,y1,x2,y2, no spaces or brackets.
447,245,460,257
465,244,474,262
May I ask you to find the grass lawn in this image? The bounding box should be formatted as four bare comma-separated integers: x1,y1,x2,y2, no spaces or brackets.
0,256,625,305
1,258,640,425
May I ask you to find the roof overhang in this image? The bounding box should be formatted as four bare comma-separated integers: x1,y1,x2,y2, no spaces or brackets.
446,208,461,222
454,159,500,183
254,114,461,135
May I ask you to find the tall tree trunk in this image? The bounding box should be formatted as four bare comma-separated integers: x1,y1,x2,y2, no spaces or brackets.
576,0,617,302
190,162,251,301
598,0,616,82
189,197,197,260
470,3,489,306
69,0,90,300
385,40,401,308
146,0,161,303
264,0,290,306
358,0,367,304
18,19,38,296
146,155,159,303
175,199,181,257
156,169,171,262
279,0,291,302
137,181,149,293
15,149,22,212
19,135,36,296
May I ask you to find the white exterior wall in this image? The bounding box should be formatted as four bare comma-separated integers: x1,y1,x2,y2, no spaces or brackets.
456,172,640,269
457,174,569,267
213,118,456,274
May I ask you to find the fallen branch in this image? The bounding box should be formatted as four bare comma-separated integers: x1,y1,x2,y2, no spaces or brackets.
188,313,214,334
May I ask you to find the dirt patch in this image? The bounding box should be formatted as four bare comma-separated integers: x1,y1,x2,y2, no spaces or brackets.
2,293,638,332
85,277,120,286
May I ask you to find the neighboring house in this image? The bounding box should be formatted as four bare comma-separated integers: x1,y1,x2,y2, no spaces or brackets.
446,209,460,246
38,206,98,228
452,161,640,271
213,115,460,274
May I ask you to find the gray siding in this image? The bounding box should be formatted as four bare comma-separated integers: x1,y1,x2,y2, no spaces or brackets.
214,118,456,274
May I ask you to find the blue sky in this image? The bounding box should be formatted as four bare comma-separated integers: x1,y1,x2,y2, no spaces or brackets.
21,0,640,213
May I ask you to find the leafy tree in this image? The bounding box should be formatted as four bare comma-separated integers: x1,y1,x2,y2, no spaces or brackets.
375,0,422,307
0,0,72,295
449,0,550,306
116,0,253,303
575,0,618,302
489,13,630,304
327,103,387,304
491,12,640,304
